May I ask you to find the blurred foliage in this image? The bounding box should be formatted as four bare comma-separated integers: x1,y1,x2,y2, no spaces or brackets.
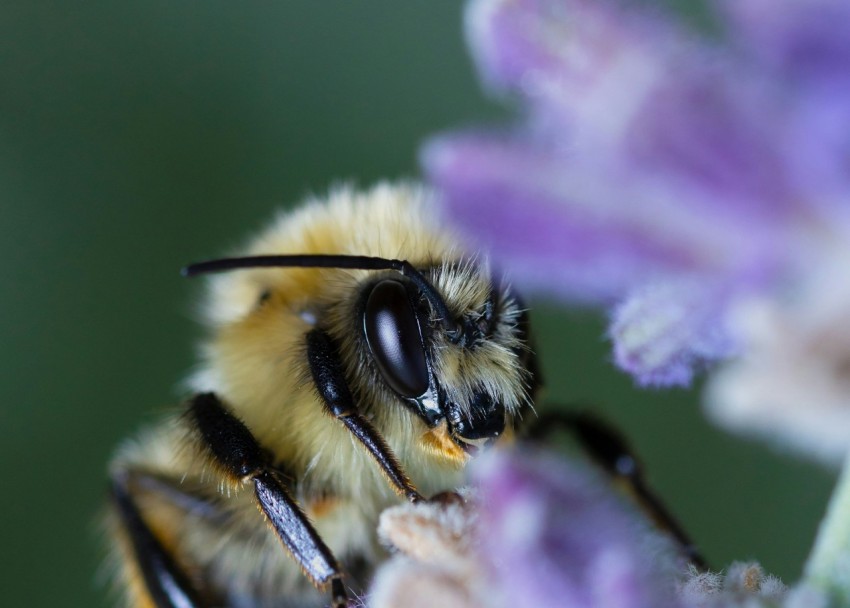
0,2,835,607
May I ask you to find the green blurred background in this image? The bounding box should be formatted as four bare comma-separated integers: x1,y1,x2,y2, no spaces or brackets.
0,2,837,606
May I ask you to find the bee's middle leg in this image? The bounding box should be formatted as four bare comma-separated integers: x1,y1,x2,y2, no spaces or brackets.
188,392,349,608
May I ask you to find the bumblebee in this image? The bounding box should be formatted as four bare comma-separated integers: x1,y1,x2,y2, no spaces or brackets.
106,183,538,608
106,183,704,608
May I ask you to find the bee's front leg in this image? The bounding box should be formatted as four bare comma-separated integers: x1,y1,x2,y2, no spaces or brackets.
306,328,423,503
188,392,349,608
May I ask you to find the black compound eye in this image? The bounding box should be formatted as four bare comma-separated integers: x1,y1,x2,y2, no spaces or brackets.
363,279,429,398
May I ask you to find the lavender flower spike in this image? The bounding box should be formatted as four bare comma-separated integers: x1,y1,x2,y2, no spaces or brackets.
370,448,794,607
370,449,686,608
424,0,838,388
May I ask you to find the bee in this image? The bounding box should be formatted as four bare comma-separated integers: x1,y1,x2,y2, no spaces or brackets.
105,182,704,608
106,183,538,608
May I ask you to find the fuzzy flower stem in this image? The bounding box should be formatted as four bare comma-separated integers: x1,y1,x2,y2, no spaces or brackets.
804,452,850,601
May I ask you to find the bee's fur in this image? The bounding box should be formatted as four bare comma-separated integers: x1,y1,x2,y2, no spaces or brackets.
106,183,535,607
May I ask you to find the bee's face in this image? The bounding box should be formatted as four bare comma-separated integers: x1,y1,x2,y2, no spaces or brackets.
357,262,533,458
186,187,538,471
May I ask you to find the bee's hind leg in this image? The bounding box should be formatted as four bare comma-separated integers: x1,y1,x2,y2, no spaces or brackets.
187,392,349,608
109,469,216,608
527,410,708,570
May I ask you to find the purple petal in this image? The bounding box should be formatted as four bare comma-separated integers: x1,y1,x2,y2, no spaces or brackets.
425,130,789,305
481,0,803,222
472,449,681,608
440,0,798,301
723,0,850,95
465,0,573,93
623,63,799,221
424,134,706,302
466,0,678,137
609,280,739,387
722,0,850,198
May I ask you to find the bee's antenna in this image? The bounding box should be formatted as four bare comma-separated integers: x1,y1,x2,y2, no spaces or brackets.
182,254,461,339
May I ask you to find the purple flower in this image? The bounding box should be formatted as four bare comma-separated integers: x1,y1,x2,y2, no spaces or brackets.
473,449,682,608
370,449,686,608
370,449,792,607
423,0,850,387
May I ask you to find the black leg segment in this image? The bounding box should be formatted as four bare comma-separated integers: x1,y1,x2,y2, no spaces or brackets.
187,392,348,607
110,471,208,608
307,329,422,502
528,410,708,570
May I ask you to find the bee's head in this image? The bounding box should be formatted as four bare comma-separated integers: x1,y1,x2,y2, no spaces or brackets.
360,261,535,459
183,253,537,463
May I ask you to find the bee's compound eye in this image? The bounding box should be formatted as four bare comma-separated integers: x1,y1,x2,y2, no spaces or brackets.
363,279,429,399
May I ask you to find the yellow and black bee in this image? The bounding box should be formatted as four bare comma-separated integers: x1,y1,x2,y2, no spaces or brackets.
106,183,538,607
106,183,703,608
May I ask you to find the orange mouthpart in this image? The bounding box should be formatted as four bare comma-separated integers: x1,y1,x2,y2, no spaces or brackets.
420,421,469,467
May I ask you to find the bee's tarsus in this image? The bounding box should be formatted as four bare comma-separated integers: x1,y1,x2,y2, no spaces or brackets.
330,577,348,608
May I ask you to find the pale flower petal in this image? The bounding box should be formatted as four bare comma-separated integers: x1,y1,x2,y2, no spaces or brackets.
610,280,738,386
707,237,850,463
